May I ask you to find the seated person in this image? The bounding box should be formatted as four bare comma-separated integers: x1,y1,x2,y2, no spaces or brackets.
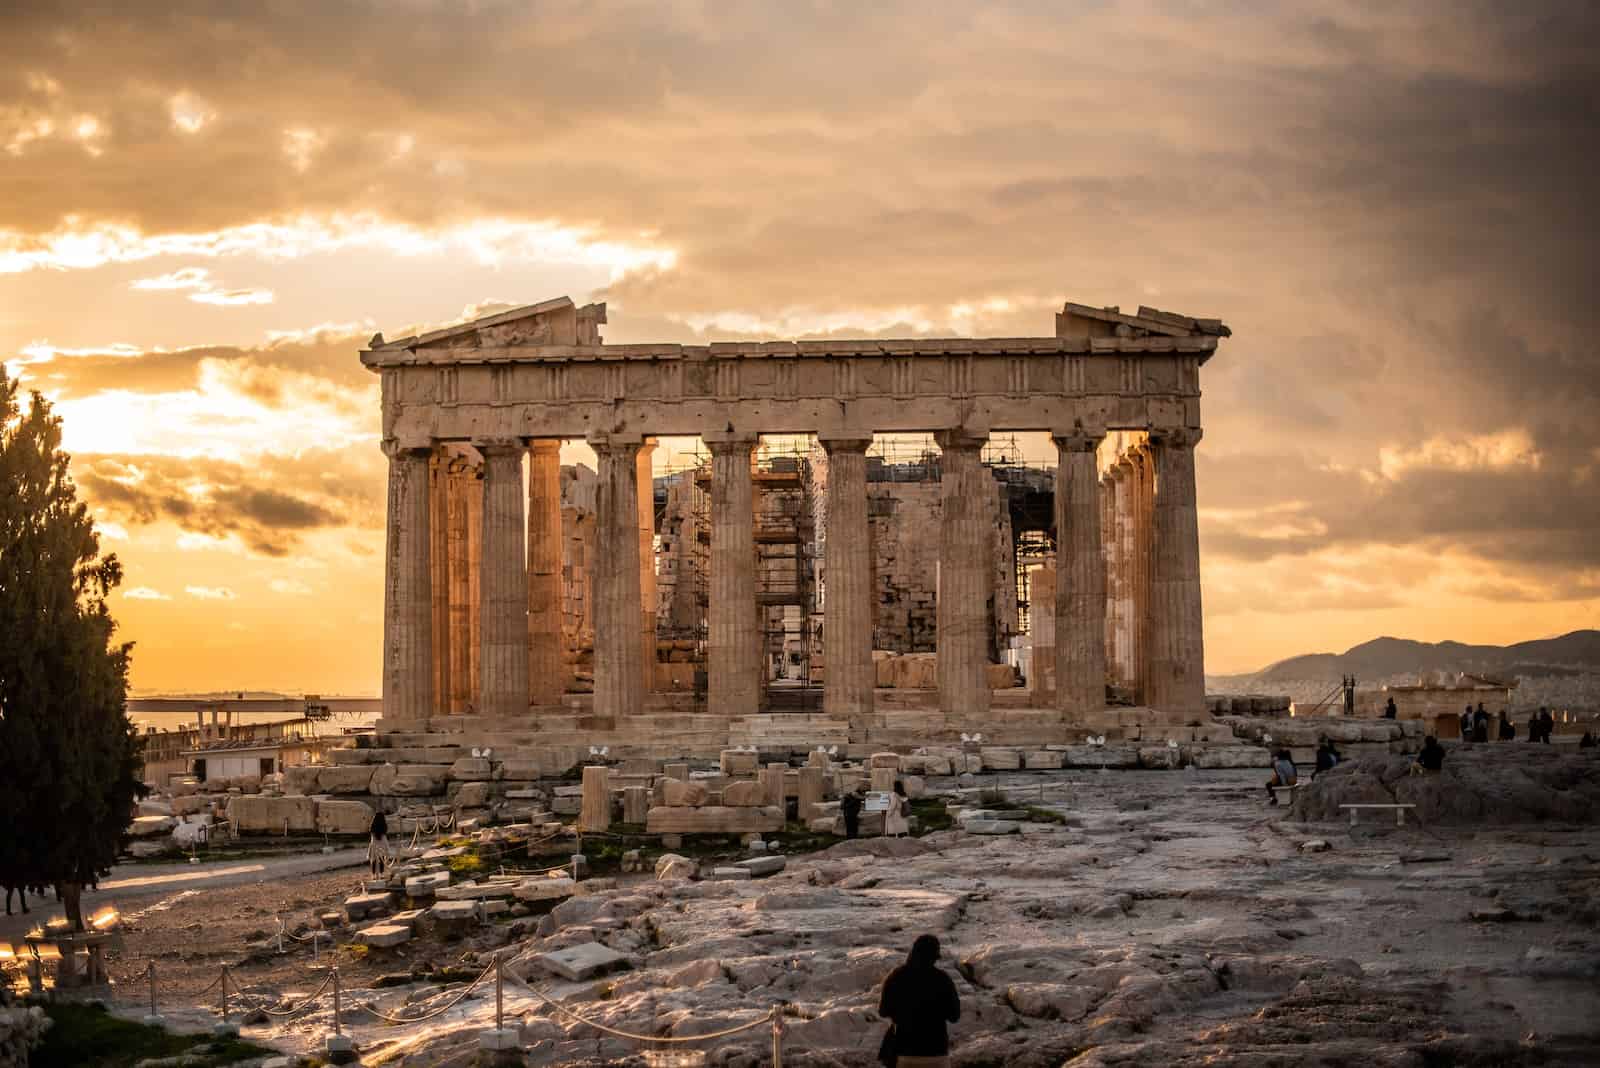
1266,749,1298,804
1313,739,1341,779
1413,735,1446,773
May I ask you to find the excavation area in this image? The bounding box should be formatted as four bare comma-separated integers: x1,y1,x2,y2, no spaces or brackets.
77,750,1599,1067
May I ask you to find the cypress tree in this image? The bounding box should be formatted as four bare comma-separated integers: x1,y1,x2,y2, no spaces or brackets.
0,366,145,930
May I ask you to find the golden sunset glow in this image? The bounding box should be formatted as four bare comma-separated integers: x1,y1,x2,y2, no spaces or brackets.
3,2,1596,694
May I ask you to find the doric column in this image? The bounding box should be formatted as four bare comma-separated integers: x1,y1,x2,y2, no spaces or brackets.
446,459,473,715
706,433,760,717
527,439,565,707
591,433,645,718
1131,445,1152,704
1053,428,1107,722
935,429,991,722
478,440,529,718
429,452,451,713
466,461,483,710
1146,428,1206,720
1100,471,1115,683
380,441,433,725
637,438,658,694
1110,459,1134,688
821,434,874,720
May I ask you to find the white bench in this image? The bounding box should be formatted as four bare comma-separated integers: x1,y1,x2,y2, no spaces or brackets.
1339,803,1416,827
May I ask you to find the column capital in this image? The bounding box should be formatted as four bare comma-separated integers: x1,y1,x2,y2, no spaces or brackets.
588,430,644,456
818,433,873,454
382,439,434,460
528,438,563,456
933,427,988,452
472,436,526,457
701,429,759,451
1051,425,1107,452
1149,427,1203,449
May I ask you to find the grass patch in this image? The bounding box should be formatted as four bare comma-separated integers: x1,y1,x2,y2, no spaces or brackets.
31,1001,271,1068
1021,806,1068,825
446,851,489,878
910,798,955,834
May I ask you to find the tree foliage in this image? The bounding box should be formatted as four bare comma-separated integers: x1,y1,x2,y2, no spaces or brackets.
0,366,145,929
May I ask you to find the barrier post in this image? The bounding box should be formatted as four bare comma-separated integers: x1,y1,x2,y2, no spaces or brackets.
214,965,238,1038
323,963,356,1062
495,956,504,1032
333,965,342,1035
771,1005,784,1067
142,962,164,1027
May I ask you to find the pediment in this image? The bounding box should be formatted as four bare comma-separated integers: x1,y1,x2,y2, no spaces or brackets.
371,297,606,352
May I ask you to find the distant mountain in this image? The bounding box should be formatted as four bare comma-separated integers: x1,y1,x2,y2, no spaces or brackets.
1244,630,1600,684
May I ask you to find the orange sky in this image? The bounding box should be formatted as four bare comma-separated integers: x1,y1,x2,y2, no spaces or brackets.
3,2,1596,693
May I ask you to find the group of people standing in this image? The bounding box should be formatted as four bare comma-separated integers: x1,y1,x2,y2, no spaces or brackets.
841,780,913,839
1458,703,1557,744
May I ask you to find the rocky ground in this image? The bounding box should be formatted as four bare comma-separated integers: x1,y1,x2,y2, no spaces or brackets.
81,758,1600,1067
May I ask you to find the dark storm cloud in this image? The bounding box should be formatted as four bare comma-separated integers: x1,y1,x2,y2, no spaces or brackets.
74,448,382,556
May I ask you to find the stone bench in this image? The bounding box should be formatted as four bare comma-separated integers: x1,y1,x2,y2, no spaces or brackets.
1339,803,1416,827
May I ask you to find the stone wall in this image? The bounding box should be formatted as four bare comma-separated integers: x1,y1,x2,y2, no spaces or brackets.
561,463,597,693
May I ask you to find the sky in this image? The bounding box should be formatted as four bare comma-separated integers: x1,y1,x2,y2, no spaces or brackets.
2,1,1597,694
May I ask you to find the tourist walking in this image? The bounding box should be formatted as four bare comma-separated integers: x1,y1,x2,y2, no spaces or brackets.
1459,707,1472,742
1266,749,1297,805
841,785,866,839
368,809,390,875
885,780,912,837
1526,712,1540,742
1538,707,1555,744
878,933,961,1067
1384,697,1398,720
1497,710,1515,741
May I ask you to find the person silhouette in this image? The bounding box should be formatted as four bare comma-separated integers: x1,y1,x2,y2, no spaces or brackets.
878,934,961,1067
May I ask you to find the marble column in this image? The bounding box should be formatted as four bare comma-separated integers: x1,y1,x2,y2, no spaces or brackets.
1100,471,1115,683
706,433,760,717
821,435,874,719
592,434,645,718
527,440,565,707
446,459,473,715
429,452,451,714
478,441,528,718
1054,428,1107,722
935,429,991,722
1146,428,1206,720
637,438,658,694
381,442,433,725
1131,445,1152,704
466,461,483,710
1111,459,1135,688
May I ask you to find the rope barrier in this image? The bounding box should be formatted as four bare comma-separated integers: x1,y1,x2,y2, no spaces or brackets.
356,958,498,1025
248,966,337,1018
509,972,778,1045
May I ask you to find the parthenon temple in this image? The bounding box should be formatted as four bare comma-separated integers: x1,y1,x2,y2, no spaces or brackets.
361,297,1229,753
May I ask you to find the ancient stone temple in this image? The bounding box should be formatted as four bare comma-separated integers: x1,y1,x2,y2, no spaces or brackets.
361,297,1228,745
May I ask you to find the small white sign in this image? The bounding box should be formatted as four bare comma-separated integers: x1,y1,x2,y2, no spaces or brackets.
864,791,892,813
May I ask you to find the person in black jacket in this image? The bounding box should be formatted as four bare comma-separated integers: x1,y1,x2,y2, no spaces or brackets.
368,809,389,875
878,934,961,1067
841,785,866,839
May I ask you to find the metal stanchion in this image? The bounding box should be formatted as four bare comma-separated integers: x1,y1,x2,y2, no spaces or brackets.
495,956,504,1032
771,1006,784,1067
333,965,342,1035
324,964,355,1062
479,955,519,1055
214,965,238,1037
142,962,164,1027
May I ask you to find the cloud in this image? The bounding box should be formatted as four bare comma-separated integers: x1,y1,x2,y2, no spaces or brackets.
122,586,170,600
268,577,312,595
184,585,236,600
130,266,273,306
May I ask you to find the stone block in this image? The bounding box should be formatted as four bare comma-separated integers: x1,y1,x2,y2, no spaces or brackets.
551,795,581,815
455,781,492,809
720,749,759,776
227,795,316,833
314,799,374,835
1061,746,1140,769
172,795,215,817
870,766,896,793
515,877,577,902
986,663,1016,689
537,942,630,981
662,778,709,806
868,752,901,769
319,765,377,794
645,805,785,834
388,908,426,929
655,853,694,880
577,765,611,833
450,756,494,781
1023,750,1064,770
1188,745,1272,769
357,923,411,948
481,898,510,918
281,766,322,796
965,819,1022,835
370,763,453,797
735,855,786,877
130,814,176,837
429,900,481,924
404,871,452,897
722,779,766,807
979,748,1023,771
622,785,650,823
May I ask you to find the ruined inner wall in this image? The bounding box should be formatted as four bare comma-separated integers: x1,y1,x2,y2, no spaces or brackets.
867,476,1015,659
560,463,597,693
656,470,708,637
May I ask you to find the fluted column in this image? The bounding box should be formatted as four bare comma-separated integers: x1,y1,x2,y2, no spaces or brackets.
477,440,528,718
466,462,483,710
429,452,451,713
637,438,658,694
592,434,645,718
1146,428,1206,720
935,429,991,721
381,441,433,725
446,459,473,715
1110,459,1134,687
821,435,874,719
1054,428,1107,722
706,433,760,717
527,440,565,707
1100,472,1115,682
1131,445,1152,704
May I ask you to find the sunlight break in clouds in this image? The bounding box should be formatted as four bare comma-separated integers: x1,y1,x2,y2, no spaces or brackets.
1377,429,1543,481
184,585,236,600
269,577,313,595
168,91,215,134
0,214,677,280
130,266,273,306
122,586,171,600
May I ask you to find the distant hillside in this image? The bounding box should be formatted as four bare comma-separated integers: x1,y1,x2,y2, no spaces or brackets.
1245,630,1600,684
